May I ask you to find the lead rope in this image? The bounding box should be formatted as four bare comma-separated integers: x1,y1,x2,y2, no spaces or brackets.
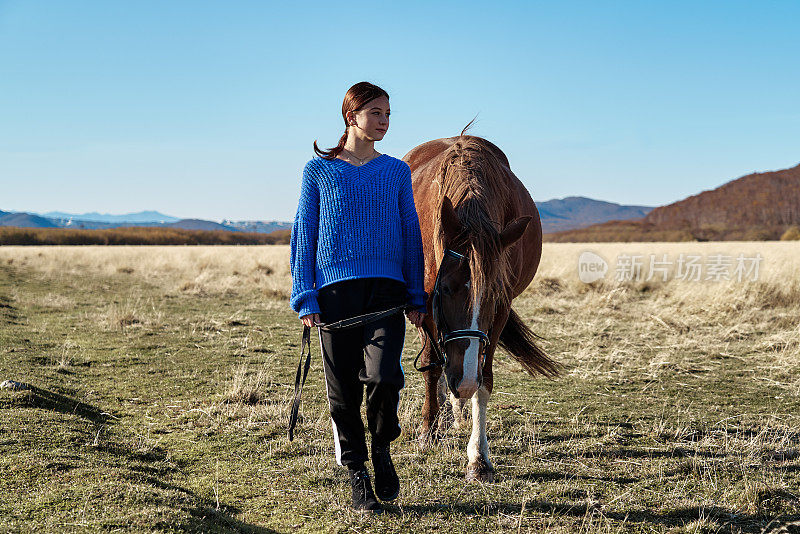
287,325,312,442
413,322,446,373
288,304,425,441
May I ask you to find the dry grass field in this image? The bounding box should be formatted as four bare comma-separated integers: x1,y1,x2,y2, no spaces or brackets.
1,243,799,533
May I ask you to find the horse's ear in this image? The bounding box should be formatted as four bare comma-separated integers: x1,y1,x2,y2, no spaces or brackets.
440,196,462,245
500,216,531,250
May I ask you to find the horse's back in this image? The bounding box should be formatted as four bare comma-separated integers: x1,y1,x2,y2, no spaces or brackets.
402,138,453,174
402,135,511,172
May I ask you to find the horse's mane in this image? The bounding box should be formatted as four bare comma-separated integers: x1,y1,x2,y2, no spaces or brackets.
434,128,513,311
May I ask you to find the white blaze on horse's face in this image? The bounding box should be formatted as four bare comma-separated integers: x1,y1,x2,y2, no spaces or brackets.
438,251,491,400
457,286,482,399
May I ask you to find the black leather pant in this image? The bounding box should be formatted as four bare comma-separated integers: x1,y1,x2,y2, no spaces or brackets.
316,277,407,468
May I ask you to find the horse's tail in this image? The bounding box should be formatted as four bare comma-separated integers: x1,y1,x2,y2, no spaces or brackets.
498,308,559,378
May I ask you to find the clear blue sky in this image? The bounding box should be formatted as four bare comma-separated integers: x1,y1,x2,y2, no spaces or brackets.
2,1,798,222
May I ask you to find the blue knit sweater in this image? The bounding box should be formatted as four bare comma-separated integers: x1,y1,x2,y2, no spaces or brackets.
289,153,427,319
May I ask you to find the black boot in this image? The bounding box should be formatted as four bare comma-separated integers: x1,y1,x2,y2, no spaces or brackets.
348,466,382,513
371,442,400,501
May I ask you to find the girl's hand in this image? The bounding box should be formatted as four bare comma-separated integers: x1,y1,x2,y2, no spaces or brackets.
406,310,426,328
301,313,321,328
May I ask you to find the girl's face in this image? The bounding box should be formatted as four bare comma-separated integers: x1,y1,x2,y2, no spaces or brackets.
347,96,390,142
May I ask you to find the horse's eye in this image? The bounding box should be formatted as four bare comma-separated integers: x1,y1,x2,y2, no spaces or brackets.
441,286,451,296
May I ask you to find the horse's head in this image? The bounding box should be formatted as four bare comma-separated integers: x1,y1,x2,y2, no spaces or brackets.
435,195,531,399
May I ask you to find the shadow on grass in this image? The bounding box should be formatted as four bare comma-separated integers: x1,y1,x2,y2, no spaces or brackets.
543,446,728,460
4,385,281,533
95,431,282,532
12,385,112,425
392,499,791,533
587,447,728,459
119,471,281,534
0,293,21,325
154,508,283,534
516,468,640,485
94,438,282,532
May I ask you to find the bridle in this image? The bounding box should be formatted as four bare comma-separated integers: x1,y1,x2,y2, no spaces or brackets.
414,248,490,373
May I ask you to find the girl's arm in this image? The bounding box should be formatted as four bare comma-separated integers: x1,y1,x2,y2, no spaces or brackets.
398,163,428,313
290,161,321,318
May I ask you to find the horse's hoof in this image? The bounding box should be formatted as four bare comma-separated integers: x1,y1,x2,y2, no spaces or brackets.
465,460,495,483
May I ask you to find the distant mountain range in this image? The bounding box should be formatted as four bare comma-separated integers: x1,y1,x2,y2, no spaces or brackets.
0,210,292,234
537,197,653,233
0,210,57,228
43,210,181,223
0,201,648,236
222,220,293,234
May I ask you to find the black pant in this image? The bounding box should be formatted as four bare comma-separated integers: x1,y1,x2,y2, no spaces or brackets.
316,277,407,468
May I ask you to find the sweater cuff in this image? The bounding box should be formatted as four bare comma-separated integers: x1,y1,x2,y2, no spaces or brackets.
297,296,321,319
291,289,321,318
408,289,428,314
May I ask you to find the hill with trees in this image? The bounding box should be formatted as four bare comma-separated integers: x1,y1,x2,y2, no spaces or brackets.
545,163,800,242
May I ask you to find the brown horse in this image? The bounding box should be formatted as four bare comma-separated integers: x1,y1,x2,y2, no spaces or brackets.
402,128,559,482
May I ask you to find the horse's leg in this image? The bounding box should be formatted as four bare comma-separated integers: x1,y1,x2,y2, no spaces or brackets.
419,367,443,446
419,315,447,445
465,385,494,481
465,347,496,482
436,369,448,408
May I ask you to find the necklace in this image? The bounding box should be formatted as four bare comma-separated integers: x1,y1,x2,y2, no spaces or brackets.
342,147,378,166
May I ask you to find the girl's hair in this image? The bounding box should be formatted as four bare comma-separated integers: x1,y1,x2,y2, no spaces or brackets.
313,81,390,160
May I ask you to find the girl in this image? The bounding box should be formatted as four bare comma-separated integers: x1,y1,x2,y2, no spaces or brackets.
290,81,427,513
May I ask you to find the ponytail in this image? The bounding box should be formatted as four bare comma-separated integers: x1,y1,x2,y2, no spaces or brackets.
313,128,348,160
